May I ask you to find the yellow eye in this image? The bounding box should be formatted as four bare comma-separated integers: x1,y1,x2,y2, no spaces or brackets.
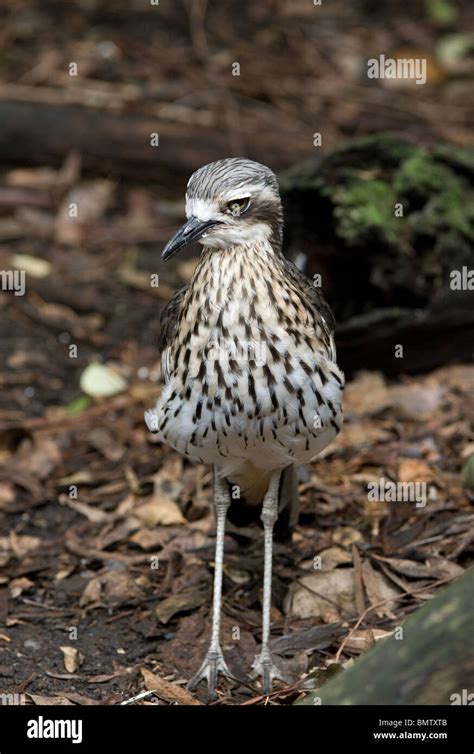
226,197,251,216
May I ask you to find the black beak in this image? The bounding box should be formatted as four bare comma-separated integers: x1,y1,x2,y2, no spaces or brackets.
161,216,220,261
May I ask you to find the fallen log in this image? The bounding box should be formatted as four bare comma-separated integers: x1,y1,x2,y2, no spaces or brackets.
0,98,298,186
297,568,474,705
0,99,231,186
280,134,474,375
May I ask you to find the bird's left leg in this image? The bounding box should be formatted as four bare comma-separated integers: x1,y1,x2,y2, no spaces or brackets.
187,470,234,696
250,469,289,693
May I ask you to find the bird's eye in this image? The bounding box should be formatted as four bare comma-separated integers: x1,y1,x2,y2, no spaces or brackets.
226,197,251,217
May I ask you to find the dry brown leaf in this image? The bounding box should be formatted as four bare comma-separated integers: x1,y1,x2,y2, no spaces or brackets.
285,567,399,623
344,628,393,653
15,435,61,480
432,365,474,391
332,526,363,548
352,545,365,615
56,471,94,487
333,421,392,449
134,495,185,526
54,564,76,581
285,569,357,623
1,533,41,558
155,588,208,624
57,692,98,705
0,481,15,508
60,646,84,674
461,443,474,460
117,260,154,292
159,530,212,560
27,292,103,335
223,564,252,585
141,668,200,705
44,669,128,683
374,556,464,580
388,380,444,419
312,546,353,571
437,419,471,440
88,427,125,462
96,520,137,551
361,560,398,618
152,458,184,497
115,494,137,517
6,165,60,189
129,528,170,551
85,672,128,683
56,180,114,244
79,576,102,607
11,253,52,279
28,694,75,706
62,497,112,523
398,458,434,484
9,577,34,598
79,566,143,607
343,371,390,416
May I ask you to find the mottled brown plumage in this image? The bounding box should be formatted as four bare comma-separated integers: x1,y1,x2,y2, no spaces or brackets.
145,158,344,696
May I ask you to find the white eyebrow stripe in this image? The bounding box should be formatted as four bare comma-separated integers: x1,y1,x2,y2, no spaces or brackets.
186,183,277,219
258,185,278,202
186,197,218,221
224,183,271,201
224,189,252,202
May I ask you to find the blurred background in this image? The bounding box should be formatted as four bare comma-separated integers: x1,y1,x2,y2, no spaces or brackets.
0,0,472,705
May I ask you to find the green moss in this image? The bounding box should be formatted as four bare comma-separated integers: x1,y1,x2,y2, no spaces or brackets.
396,153,474,242
425,0,459,25
281,136,474,253
324,177,402,247
416,186,474,240
394,151,454,198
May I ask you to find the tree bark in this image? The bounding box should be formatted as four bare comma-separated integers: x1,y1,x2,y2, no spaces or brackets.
298,569,474,705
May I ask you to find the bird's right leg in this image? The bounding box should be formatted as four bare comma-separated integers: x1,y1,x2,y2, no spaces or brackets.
187,469,233,696
250,470,289,693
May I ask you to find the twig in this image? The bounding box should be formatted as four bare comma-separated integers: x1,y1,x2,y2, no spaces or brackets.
334,574,457,662
21,598,60,611
0,388,160,433
120,689,157,706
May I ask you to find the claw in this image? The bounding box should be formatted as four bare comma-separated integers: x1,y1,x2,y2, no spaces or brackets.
187,646,234,698
250,650,290,694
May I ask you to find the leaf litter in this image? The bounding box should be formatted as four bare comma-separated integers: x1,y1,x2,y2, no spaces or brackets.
0,361,471,704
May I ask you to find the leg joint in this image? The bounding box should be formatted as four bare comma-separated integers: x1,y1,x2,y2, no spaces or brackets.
215,499,230,517
261,501,278,528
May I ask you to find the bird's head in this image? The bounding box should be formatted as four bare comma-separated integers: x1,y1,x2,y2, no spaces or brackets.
161,158,283,261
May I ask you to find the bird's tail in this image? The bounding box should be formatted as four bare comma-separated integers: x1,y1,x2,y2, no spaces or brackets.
225,464,298,540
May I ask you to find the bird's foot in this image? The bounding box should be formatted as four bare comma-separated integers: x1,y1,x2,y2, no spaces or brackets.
250,650,290,694
187,646,234,698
